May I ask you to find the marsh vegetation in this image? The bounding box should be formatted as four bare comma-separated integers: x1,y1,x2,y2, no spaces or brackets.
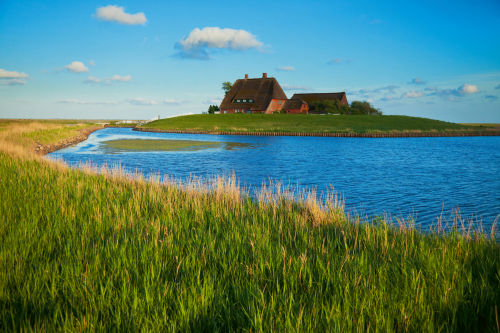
0,120,499,332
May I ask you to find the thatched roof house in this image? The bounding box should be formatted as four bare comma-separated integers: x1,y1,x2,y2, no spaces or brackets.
290,92,348,112
219,73,288,114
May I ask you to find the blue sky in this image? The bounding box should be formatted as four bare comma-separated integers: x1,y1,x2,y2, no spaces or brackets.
1,0,499,122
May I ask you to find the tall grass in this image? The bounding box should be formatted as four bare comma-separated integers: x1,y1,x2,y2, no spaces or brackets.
0,122,499,331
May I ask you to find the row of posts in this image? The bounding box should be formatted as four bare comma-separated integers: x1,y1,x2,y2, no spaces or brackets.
133,128,500,138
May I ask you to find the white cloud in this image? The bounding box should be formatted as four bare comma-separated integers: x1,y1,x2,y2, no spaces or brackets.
345,90,359,95
428,83,481,101
330,58,342,64
88,60,95,66
456,83,480,95
0,69,29,78
401,90,423,98
277,66,295,71
373,85,399,94
425,86,438,91
164,99,190,106
380,95,399,101
202,98,223,104
126,98,159,105
409,77,426,85
82,76,101,84
370,19,382,24
281,84,310,91
495,84,500,89
1,78,27,85
94,5,147,25
105,75,132,82
366,99,375,103
359,89,371,93
57,99,118,105
64,61,89,73
174,27,265,60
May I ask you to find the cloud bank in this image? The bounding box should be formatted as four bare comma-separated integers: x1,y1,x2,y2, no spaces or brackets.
402,90,423,98
164,99,190,106
281,84,310,91
174,27,265,60
58,99,118,105
277,66,295,71
94,5,147,25
126,98,159,105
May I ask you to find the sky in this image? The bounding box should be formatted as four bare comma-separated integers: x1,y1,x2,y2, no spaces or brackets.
0,0,499,123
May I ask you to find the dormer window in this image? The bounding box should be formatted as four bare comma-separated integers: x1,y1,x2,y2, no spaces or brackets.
233,99,254,103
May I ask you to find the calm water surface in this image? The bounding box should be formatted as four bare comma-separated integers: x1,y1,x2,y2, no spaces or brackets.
49,128,500,230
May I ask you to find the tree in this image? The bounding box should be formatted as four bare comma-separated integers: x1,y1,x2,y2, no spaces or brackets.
207,105,220,114
350,101,383,115
222,81,233,95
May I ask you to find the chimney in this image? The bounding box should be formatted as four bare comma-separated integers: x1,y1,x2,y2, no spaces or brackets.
263,73,267,79
245,74,248,80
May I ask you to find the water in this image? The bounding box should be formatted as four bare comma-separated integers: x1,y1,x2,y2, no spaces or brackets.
49,128,500,230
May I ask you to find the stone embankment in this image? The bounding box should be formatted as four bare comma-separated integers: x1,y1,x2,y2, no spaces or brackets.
104,125,136,128
134,127,500,138
34,126,103,155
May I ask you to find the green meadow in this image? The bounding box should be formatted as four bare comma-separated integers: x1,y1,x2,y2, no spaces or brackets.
0,120,499,332
142,114,499,134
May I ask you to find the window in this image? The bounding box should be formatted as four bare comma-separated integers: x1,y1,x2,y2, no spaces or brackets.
249,99,254,103
246,110,251,114
243,99,247,102
237,100,241,102
224,111,228,114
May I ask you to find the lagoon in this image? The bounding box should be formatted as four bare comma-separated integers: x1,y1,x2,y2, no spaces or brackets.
49,127,500,230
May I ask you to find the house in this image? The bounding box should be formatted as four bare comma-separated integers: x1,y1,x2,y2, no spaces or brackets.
290,92,348,113
219,73,288,114
282,99,308,114
219,74,347,115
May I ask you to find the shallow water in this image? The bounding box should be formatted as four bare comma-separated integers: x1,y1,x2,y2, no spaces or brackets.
49,128,500,230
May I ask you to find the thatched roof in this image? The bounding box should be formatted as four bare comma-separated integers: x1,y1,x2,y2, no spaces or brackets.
283,99,307,109
219,77,288,111
290,92,347,109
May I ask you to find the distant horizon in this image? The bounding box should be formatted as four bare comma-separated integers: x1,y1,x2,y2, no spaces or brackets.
1,0,499,122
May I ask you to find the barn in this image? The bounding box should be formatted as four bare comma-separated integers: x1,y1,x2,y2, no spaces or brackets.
290,92,348,113
219,73,288,114
282,99,308,114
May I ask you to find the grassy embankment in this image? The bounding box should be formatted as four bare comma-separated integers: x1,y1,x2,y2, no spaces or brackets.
142,114,500,134
1,120,500,331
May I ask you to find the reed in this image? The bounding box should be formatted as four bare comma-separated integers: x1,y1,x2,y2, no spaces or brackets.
0,121,499,332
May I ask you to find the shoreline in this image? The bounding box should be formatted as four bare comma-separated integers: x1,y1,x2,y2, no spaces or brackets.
133,127,500,138
34,126,103,155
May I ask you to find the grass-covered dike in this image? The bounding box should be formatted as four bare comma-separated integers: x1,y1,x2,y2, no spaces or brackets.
142,114,500,134
0,120,499,331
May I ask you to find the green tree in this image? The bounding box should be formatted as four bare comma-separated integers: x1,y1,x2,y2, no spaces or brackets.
350,101,383,115
207,105,220,114
222,81,233,96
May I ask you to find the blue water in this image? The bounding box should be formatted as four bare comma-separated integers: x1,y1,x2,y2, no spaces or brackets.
49,128,500,230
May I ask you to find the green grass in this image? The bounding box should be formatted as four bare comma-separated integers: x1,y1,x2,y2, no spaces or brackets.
102,139,255,153
143,114,498,134
1,153,499,332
